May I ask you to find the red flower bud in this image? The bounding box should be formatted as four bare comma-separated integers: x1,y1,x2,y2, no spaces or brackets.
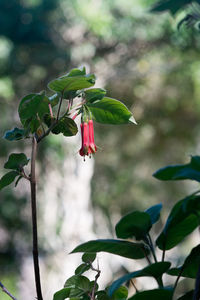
88,120,97,154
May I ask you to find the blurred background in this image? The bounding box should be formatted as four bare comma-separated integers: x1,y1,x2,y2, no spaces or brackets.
1,0,200,299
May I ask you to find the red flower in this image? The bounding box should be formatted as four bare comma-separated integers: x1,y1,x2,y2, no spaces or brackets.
79,120,97,159
88,120,97,154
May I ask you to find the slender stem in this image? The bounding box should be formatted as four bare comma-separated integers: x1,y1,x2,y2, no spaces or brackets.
147,234,157,263
130,279,139,293
89,261,101,300
162,249,166,262
0,281,18,300
173,266,184,295
30,137,43,300
156,277,164,288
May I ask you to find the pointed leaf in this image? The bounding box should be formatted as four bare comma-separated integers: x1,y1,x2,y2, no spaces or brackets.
115,211,152,240
168,244,200,279
67,67,86,77
128,288,173,300
145,203,162,225
84,88,106,103
53,288,71,300
153,156,200,182
87,97,136,125
3,127,27,141
0,171,19,190
108,262,171,296
48,74,95,94
4,153,29,170
156,194,200,250
71,239,150,260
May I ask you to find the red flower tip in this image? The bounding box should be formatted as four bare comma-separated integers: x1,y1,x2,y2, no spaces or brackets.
79,120,97,159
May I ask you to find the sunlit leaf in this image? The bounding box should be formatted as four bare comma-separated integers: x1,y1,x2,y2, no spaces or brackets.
85,88,106,103
64,275,91,297
87,97,136,125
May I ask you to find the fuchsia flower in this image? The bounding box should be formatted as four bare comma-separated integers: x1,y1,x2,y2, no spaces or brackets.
79,120,97,159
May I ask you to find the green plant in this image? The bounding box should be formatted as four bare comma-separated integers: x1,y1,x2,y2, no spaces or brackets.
0,67,136,300
54,156,200,300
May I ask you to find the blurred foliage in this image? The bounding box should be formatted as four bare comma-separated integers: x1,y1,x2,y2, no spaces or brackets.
1,0,200,297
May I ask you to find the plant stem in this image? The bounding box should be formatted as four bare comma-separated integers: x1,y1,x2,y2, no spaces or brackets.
56,93,64,121
0,281,18,300
162,249,166,262
147,233,157,263
30,137,43,300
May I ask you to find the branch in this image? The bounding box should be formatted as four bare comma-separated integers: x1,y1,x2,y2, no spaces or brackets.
30,137,43,300
0,281,18,300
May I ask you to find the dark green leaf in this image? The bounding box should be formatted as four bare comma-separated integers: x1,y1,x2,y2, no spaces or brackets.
71,239,150,260
108,262,171,296
87,97,136,125
75,264,90,276
82,253,96,263
48,74,95,94
177,290,194,300
168,244,200,279
3,127,27,141
0,171,19,190
128,288,173,300
44,114,78,137
96,291,109,300
53,288,71,300
89,281,99,293
151,0,192,15
84,88,106,103
112,286,128,300
4,153,29,170
18,92,49,132
145,203,162,225
115,211,152,240
64,275,91,297
156,194,200,250
153,156,200,182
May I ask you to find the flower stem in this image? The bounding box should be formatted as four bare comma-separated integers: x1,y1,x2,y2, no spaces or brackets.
0,281,18,300
30,137,43,300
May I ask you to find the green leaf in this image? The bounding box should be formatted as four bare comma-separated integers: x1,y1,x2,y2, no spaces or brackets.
87,97,136,125
168,244,200,279
44,114,78,137
153,156,200,182
145,203,162,225
75,264,90,276
64,275,91,297
82,253,96,263
128,289,173,300
108,262,171,296
115,211,152,240
0,171,19,190
177,290,194,300
112,286,128,300
67,67,86,77
53,288,71,300
48,73,95,94
18,92,49,132
71,239,150,260
84,88,106,103
96,291,109,300
3,127,27,141
156,194,200,250
151,0,192,15
4,153,29,170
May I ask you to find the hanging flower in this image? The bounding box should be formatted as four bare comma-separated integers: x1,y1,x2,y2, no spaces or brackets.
88,120,97,154
79,122,91,158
